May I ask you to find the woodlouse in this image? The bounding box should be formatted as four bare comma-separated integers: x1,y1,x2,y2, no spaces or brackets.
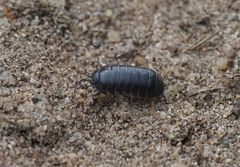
91,65,164,98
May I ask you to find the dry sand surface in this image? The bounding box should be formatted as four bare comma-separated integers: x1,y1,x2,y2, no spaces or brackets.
0,0,240,166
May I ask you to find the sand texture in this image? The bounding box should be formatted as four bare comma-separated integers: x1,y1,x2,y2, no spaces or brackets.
0,0,240,166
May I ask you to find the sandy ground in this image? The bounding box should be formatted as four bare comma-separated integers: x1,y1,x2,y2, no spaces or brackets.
0,0,240,166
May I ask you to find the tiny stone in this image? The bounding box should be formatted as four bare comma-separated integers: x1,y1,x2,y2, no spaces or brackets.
0,69,8,80
99,56,110,66
0,88,11,97
216,57,229,71
223,43,235,56
42,0,65,8
81,23,88,32
32,97,41,104
18,101,34,112
29,77,40,86
156,145,161,152
0,69,17,86
159,111,167,119
105,9,113,17
31,16,40,25
107,30,121,42
92,38,102,48
0,18,10,29
134,56,146,66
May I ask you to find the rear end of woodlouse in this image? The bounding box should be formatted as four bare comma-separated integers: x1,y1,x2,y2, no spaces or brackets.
91,65,164,98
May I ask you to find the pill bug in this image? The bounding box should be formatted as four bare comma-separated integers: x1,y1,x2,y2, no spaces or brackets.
91,65,164,98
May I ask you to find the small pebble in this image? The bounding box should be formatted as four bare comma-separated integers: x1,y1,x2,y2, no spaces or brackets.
0,69,17,86
30,77,40,86
32,97,41,104
105,9,113,17
223,43,235,56
92,38,102,48
42,0,65,8
226,158,232,163
107,30,121,42
0,88,11,97
99,56,109,66
134,56,146,66
216,57,229,71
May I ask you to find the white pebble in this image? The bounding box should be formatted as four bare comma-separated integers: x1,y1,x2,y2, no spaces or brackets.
107,30,121,42
216,57,229,71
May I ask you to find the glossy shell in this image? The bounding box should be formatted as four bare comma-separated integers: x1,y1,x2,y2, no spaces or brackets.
91,65,164,98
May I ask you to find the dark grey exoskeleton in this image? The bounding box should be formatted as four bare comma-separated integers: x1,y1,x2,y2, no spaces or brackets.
91,65,164,98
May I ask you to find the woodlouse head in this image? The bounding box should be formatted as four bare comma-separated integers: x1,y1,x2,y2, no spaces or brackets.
91,69,105,93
